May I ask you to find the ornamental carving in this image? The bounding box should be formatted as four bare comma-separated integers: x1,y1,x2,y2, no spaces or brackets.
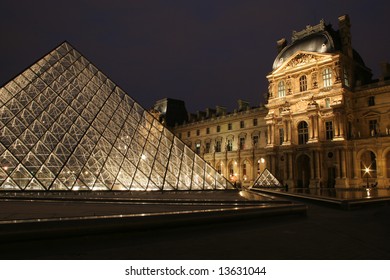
286,53,318,69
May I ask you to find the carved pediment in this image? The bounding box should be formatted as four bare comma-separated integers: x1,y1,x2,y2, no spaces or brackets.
272,51,332,74
285,53,318,69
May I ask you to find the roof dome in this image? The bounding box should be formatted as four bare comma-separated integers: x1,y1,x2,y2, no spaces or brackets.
273,31,337,70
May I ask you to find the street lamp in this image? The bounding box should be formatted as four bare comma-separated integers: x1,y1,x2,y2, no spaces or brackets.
364,167,370,188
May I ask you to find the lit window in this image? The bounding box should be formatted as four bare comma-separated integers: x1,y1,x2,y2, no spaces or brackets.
299,75,307,92
227,139,233,151
298,121,308,144
325,121,333,140
369,119,378,136
229,163,234,177
278,81,286,97
217,163,222,174
323,68,332,88
242,163,247,176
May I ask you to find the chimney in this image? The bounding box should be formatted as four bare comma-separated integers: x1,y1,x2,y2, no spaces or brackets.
216,106,227,116
238,99,249,112
381,62,390,80
338,15,353,57
276,38,287,54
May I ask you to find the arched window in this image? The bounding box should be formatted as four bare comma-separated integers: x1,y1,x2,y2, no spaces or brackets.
299,75,307,92
298,121,309,145
217,162,222,174
278,81,286,97
323,68,332,88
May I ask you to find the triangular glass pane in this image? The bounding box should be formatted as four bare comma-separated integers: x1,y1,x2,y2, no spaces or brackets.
50,178,69,190
8,139,30,161
0,150,19,175
10,164,33,189
111,179,127,191
1,177,21,190
22,152,43,175
24,178,45,190
0,126,17,148
35,165,55,189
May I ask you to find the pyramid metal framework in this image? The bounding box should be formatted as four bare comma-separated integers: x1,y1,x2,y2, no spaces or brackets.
250,168,282,189
0,42,233,191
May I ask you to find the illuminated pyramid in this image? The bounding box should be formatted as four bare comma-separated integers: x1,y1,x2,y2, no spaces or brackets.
0,42,233,191
250,168,282,189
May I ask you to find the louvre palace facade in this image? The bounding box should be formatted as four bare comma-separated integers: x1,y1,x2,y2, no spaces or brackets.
169,15,390,189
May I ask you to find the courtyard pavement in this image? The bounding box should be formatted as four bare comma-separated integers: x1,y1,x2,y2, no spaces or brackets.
0,190,389,259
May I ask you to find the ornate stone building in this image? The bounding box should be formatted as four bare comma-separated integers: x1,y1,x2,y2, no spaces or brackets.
164,15,390,189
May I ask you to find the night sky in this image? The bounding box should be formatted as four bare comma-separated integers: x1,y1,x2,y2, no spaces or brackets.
1,0,389,113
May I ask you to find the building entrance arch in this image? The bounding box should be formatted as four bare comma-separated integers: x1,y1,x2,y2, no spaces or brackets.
296,154,311,188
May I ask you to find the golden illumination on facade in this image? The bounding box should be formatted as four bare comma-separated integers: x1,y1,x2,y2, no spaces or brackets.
172,15,390,189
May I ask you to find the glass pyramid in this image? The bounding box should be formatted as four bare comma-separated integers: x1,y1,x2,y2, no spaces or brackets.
0,42,233,191
250,168,282,189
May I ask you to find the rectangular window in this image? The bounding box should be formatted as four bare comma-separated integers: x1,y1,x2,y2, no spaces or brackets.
215,141,221,152
253,118,258,126
279,128,284,145
205,142,210,153
216,125,221,133
178,132,182,139
239,137,245,150
227,139,233,151
368,96,375,106
240,120,245,129
187,131,190,138
323,68,332,88
196,129,200,136
228,123,232,130
369,119,378,136
252,135,259,148
206,127,210,134
325,121,333,140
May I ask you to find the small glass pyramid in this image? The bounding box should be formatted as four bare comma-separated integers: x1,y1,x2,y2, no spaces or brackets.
0,42,233,191
251,168,282,189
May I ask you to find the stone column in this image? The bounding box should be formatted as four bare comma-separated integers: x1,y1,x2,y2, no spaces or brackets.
313,115,319,139
283,120,288,144
288,152,293,180
334,113,340,138
340,149,347,179
308,115,314,140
